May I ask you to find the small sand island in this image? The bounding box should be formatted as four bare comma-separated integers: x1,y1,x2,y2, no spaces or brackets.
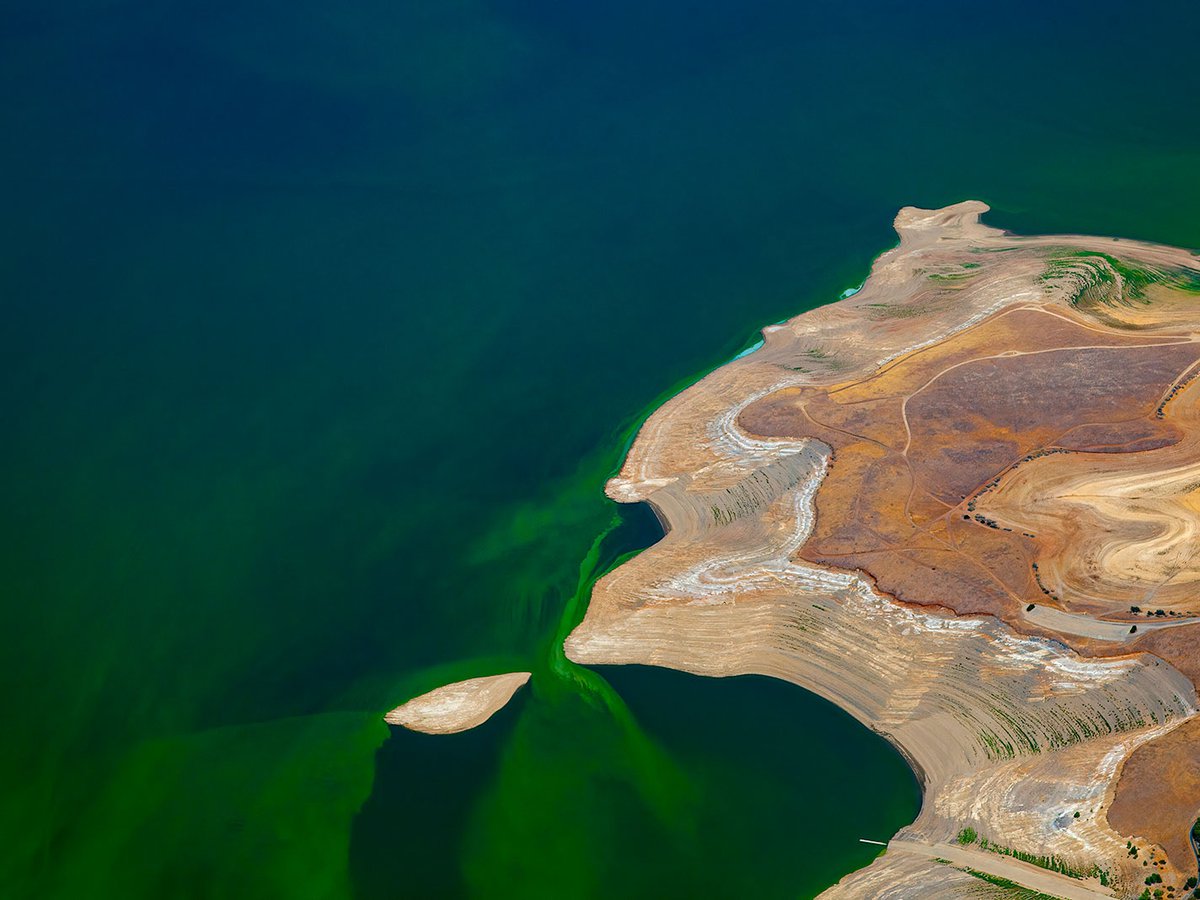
385,672,531,735
563,202,1200,899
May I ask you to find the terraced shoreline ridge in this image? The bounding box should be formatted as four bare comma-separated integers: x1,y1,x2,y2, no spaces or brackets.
565,202,1200,899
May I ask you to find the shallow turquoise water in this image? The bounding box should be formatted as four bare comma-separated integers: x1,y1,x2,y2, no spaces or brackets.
3,1,1199,897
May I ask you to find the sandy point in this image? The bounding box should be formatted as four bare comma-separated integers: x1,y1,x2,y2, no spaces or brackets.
385,672,531,735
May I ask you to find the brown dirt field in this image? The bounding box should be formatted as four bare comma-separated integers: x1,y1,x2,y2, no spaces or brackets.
1056,419,1182,453
739,307,1200,623
981,365,1200,618
1095,622,1200,870
1107,712,1200,878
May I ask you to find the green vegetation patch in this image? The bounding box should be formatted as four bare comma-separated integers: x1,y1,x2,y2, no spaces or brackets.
977,838,1090,880
864,301,930,319
927,271,977,282
960,867,1064,899
1040,247,1200,309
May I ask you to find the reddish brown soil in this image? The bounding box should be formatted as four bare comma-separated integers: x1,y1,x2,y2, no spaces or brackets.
1107,711,1200,879
739,306,1199,621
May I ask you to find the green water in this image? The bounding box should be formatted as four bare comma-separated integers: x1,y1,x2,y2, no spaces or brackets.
3,1,1200,897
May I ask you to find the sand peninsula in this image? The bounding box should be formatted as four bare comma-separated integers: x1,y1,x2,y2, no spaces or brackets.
564,202,1200,899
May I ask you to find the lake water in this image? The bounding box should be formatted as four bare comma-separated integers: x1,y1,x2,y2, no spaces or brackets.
3,1,1198,897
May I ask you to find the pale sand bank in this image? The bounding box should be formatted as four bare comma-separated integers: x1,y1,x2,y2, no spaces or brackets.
384,672,531,734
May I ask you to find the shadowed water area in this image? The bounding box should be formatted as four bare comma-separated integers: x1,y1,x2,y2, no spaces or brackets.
3,1,1200,897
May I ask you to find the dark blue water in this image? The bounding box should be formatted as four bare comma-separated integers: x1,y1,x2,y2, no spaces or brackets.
3,1,1199,897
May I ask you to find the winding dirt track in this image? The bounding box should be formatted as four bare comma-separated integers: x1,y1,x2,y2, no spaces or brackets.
566,202,1200,898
